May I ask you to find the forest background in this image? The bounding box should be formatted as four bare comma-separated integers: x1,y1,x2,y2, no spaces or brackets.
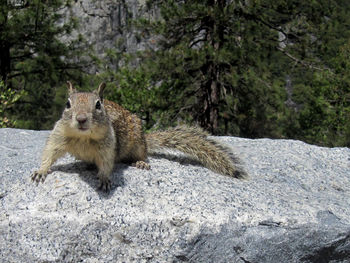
1,0,350,147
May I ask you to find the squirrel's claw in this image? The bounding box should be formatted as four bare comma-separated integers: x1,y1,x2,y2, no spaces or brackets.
31,171,47,185
132,161,151,170
98,178,111,192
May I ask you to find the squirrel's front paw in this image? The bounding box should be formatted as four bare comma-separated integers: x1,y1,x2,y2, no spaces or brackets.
98,178,111,192
133,161,151,170
31,170,48,185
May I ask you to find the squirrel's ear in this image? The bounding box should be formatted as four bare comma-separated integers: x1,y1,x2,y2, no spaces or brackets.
96,82,106,99
67,81,76,95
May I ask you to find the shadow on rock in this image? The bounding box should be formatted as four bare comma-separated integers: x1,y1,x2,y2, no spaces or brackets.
51,161,128,196
150,152,203,167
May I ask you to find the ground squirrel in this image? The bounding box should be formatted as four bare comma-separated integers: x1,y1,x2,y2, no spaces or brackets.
31,82,247,191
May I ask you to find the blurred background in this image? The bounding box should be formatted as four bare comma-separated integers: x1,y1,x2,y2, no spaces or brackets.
1,0,349,147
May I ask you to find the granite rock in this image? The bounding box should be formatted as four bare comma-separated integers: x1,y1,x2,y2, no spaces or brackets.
0,128,350,262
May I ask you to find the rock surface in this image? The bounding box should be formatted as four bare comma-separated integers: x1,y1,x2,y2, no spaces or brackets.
1,128,350,262
61,0,150,73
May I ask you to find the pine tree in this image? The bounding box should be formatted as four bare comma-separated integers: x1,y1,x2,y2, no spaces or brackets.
0,0,87,129
116,0,349,144
131,0,292,135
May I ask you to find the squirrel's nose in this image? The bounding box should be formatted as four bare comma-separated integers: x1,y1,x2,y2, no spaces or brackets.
76,114,87,125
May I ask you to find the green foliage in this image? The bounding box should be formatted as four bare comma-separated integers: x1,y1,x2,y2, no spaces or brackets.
1,0,349,147
113,0,294,136
95,48,169,131
281,0,350,147
291,41,350,146
0,81,25,127
0,0,88,129
100,0,350,146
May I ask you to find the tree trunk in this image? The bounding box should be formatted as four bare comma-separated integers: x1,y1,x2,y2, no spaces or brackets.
0,42,11,84
201,0,224,135
0,3,10,84
200,64,219,135
209,68,219,134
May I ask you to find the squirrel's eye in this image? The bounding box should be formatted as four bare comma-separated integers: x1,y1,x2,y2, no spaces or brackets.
95,100,101,110
66,100,71,109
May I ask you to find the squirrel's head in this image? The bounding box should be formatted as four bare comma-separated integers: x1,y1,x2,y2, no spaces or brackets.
62,81,109,138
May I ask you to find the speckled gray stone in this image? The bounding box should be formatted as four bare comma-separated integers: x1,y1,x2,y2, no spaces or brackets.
60,0,152,73
1,128,350,262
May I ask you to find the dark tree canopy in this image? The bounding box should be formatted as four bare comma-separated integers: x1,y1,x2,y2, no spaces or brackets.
1,0,350,146
0,0,87,129
102,0,349,146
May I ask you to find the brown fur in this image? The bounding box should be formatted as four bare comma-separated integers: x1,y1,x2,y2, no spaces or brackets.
31,82,246,191
146,126,247,178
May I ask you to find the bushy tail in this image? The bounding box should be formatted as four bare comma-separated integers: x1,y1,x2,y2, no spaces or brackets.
145,126,247,179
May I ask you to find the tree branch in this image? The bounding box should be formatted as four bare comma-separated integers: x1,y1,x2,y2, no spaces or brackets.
276,46,332,73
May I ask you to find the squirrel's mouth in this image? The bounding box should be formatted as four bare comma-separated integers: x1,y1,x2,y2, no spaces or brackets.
78,125,89,131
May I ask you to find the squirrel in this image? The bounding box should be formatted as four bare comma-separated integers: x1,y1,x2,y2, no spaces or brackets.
31,81,247,191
